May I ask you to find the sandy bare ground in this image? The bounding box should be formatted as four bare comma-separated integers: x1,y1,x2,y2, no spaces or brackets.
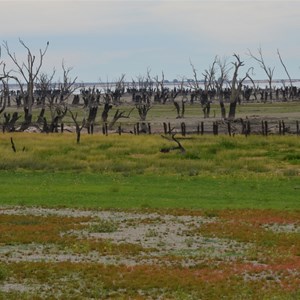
1,206,299,264
1,206,299,298
0,206,251,267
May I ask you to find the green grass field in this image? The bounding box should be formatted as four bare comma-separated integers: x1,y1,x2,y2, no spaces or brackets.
0,133,299,210
0,171,299,210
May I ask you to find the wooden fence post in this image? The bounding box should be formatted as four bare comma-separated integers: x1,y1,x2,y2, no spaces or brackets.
227,122,231,136
213,122,218,135
90,123,94,135
279,121,282,135
163,122,167,135
246,120,251,136
181,122,186,136
264,121,268,136
168,122,171,134
148,123,151,135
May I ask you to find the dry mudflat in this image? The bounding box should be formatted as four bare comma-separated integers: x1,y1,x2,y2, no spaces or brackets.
0,206,300,298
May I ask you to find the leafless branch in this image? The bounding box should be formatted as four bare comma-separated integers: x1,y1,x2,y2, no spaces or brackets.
161,133,186,154
277,49,293,87
203,56,217,91
189,59,200,91
247,47,275,98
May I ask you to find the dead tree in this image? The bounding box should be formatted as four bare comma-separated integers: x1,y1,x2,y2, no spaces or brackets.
204,61,217,112
135,100,152,133
105,74,126,105
247,47,275,101
201,57,217,118
160,133,186,154
173,99,185,119
246,72,258,101
36,71,55,109
189,59,201,104
37,62,78,133
189,59,212,118
0,52,11,115
101,102,113,123
3,39,49,126
134,69,153,122
277,49,293,88
49,105,68,133
154,72,169,104
228,54,251,119
0,97,5,115
69,109,85,144
215,56,231,118
0,77,10,108
131,68,153,104
108,108,134,130
59,62,78,100
277,49,294,99
135,70,152,91
0,85,7,115
81,86,101,134
36,71,55,127
143,67,154,98
136,100,152,121
3,112,21,132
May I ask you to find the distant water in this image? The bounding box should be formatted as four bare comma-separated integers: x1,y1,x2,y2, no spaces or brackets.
5,79,300,94
77,79,300,94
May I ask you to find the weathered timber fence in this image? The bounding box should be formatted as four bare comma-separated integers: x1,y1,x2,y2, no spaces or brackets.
2,119,300,136
109,119,300,136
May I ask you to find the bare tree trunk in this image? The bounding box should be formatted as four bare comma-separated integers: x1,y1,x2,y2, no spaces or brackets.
227,54,251,120
69,110,85,144
228,101,237,119
220,101,226,119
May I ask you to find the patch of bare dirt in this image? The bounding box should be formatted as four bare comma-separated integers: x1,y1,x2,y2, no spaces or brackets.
0,206,251,268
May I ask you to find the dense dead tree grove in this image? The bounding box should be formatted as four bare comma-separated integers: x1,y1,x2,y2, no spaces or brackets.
0,39,300,140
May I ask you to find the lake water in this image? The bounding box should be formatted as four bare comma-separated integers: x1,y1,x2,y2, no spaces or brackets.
4,79,300,94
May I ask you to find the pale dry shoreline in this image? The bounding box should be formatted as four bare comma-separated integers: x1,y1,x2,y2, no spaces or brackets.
1,206,300,297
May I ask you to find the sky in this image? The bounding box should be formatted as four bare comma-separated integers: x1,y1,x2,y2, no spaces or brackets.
0,0,300,84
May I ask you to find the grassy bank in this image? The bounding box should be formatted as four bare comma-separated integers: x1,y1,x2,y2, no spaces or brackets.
0,133,299,209
1,133,300,176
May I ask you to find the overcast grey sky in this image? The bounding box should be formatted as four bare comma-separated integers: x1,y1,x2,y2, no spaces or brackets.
1,0,300,83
